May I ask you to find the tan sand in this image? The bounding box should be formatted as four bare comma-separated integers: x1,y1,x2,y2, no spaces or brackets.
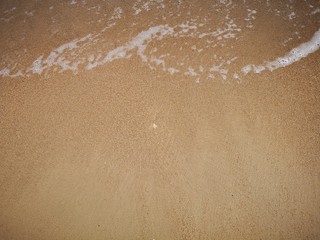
0,1,320,239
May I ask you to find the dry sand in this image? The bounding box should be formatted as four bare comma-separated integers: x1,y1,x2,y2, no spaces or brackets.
0,1,320,239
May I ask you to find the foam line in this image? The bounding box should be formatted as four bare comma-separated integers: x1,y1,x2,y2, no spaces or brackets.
242,29,320,75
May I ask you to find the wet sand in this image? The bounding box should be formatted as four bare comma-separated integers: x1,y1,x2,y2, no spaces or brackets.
1,1,320,239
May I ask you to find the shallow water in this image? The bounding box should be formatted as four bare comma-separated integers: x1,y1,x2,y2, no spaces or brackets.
1,0,319,81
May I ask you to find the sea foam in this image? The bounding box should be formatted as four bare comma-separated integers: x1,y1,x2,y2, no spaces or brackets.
242,29,320,75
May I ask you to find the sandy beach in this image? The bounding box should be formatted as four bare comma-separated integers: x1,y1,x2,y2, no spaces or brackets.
1,0,320,239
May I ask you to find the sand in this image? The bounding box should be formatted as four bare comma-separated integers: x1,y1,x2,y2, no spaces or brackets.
1,0,320,239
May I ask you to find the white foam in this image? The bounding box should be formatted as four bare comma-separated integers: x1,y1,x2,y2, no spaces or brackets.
233,73,239,79
242,29,320,74
184,67,198,77
87,25,174,69
288,12,296,20
168,67,179,75
0,68,10,77
209,65,228,80
31,56,44,74
132,0,165,16
69,0,77,5
0,68,23,78
25,10,35,17
310,8,320,15
29,34,93,74
111,7,123,20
